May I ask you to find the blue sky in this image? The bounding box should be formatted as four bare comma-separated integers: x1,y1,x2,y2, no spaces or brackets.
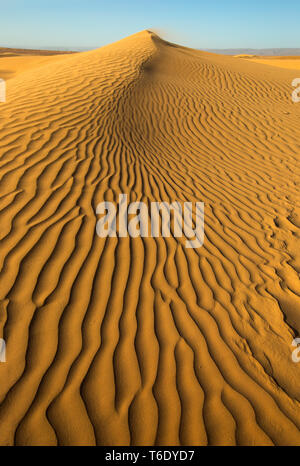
0,0,299,50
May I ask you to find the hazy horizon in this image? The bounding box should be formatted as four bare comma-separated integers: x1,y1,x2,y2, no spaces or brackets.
2,43,300,57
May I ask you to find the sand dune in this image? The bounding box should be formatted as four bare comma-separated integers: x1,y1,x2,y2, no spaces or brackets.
0,30,300,446
239,55,300,71
0,48,75,81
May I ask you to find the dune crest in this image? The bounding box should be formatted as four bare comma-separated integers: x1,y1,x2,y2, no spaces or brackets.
0,30,300,446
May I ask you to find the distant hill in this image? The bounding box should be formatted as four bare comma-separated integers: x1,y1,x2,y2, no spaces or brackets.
205,48,300,56
0,46,76,56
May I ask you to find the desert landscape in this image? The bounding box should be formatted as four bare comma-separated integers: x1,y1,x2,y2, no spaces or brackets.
0,30,300,446
239,54,300,70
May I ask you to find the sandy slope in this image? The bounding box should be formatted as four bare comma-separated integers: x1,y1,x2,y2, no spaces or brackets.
0,30,300,446
241,56,300,71
0,48,75,81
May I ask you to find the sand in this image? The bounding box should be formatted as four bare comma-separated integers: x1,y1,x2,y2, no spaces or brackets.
0,30,300,446
0,48,75,81
237,55,300,71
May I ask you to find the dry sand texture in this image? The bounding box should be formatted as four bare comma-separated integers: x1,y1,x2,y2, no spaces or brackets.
238,55,300,71
0,47,76,81
0,30,300,446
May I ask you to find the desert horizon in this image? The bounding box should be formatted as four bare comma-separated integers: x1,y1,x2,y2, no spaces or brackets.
0,1,300,454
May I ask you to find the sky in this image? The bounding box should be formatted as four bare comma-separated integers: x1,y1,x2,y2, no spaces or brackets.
0,0,299,50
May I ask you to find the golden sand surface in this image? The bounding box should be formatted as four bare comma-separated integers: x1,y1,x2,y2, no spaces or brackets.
0,31,300,446
238,55,300,71
0,47,75,80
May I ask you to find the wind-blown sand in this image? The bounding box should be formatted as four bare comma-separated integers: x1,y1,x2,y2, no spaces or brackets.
0,47,75,81
238,55,300,71
0,30,300,446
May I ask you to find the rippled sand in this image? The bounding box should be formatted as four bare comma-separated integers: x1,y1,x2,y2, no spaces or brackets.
0,31,300,446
